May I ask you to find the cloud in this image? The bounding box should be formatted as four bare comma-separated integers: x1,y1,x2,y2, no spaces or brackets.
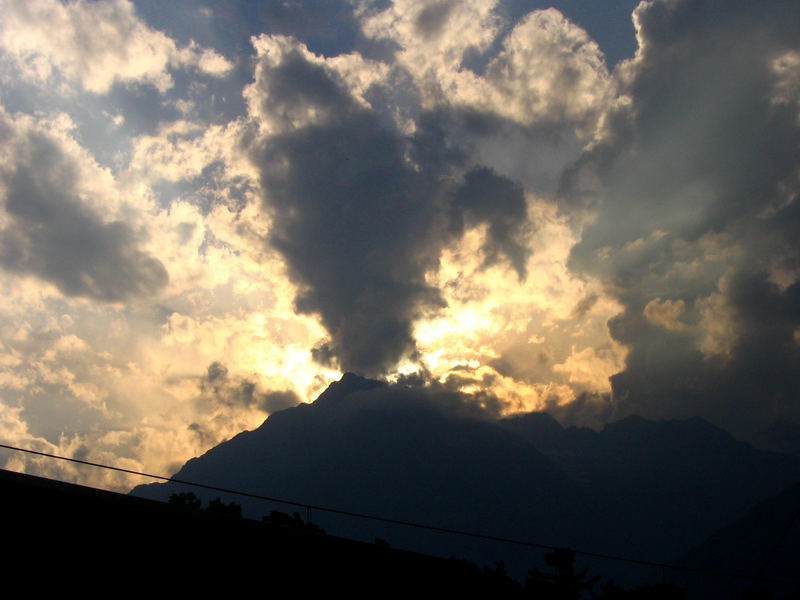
7,0,799,497
643,298,686,331
0,2,349,490
354,3,612,198
360,4,611,132
450,166,530,279
236,23,622,398
246,57,443,374
0,0,231,94
0,282,323,490
496,0,641,69
245,37,534,376
361,0,500,88
560,0,800,441
126,119,250,187
199,360,300,414
0,109,168,301
187,361,300,447
480,8,612,130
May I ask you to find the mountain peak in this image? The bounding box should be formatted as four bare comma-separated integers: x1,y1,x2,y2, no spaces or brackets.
131,381,800,581
312,372,386,408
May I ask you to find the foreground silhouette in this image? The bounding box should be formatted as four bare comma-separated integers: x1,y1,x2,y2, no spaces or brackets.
525,549,686,599
526,548,600,598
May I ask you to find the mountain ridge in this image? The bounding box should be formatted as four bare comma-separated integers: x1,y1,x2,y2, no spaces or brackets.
132,373,800,584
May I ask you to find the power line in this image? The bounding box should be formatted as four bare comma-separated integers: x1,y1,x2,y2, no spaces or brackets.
1,441,799,588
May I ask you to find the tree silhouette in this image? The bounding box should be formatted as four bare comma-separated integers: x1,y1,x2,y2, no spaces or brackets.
262,509,325,534
168,491,202,509
525,548,599,599
482,560,522,595
207,497,242,517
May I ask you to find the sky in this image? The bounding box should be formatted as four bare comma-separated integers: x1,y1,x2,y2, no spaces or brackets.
0,0,799,492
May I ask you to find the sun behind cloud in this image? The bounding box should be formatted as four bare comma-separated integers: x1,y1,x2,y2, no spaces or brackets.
1,0,799,491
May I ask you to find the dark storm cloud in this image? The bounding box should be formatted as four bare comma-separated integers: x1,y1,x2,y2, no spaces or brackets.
605,269,800,439
451,166,529,279
314,371,505,422
249,63,444,375
257,48,354,122
253,107,443,375
247,49,532,376
560,0,800,444
199,361,300,413
543,390,613,431
0,128,168,302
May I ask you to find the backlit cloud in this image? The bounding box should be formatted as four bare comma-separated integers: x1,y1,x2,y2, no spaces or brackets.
562,0,800,439
0,0,798,492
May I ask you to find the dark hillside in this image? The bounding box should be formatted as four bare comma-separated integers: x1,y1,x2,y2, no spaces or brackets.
134,375,604,573
499,412,800,559
135,375,800,577
678,482,800,599
1,468,522,596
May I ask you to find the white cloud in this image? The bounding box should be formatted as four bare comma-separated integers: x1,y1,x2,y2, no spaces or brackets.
482,9,612,130
0,0,231,94
361,0,500,83
359,4,610,133
127,118,250,184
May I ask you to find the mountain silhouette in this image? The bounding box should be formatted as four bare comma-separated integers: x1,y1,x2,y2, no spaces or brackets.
677,481,800,598
132,374,800,583
500,412,800,562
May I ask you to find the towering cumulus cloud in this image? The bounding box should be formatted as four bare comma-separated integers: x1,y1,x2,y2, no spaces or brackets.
246,39,446,375
562,0,800,443
244,35,532,375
